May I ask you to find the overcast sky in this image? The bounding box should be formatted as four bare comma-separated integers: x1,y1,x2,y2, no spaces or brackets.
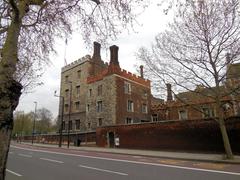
16,2,172,118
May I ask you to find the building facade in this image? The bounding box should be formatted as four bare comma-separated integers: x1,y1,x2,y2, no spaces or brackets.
59,42,151,133
151,63,240,121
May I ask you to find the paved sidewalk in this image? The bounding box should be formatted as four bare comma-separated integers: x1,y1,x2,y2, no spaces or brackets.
13,142,240,164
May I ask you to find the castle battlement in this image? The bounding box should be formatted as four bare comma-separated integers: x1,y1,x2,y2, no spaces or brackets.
87,65,150,87
119,68,150,83
61,55,91,72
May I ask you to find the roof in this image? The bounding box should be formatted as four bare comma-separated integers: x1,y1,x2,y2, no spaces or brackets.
227,63,240,80
176,86,227,102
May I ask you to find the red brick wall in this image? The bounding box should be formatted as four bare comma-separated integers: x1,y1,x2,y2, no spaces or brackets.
153,101,236,121
115,76,151,124
96,117,240,153
20,132,96,145
87,65,150,87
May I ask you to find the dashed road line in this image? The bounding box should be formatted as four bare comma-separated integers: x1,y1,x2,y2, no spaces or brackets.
18,153,32,158
40,157,64,164
6,169,22,177
79,165,128,176
11,145,240,176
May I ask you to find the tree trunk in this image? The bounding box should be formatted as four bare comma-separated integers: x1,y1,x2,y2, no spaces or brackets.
0,1,32,179
219,117,234,159
0,4,23,179
0,126,12,180
215,97,234,159
0,81,22,180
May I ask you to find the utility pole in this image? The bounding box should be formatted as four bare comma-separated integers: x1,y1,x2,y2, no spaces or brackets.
54,91,64,148
32,101,37,145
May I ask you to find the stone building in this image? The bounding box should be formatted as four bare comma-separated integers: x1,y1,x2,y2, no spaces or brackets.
151,63,240,121
59,42,151,133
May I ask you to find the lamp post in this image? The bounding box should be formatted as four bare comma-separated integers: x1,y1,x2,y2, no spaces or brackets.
20,113,24,144
67,81,72,148
54,91,64,148
32,101,37,145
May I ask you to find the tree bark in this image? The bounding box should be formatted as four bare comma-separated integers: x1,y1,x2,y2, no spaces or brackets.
219,117,234,159
0,81,22,180
215,96,234,159
0,127,12,180
0,1,25,179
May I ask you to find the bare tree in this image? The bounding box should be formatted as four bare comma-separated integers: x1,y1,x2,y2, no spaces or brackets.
36,107,53,134
137,0,240,159
0,0,147,179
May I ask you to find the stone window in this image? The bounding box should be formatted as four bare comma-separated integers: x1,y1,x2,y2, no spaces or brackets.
75,120,80,130
89,89,92,97
62,121,65,130
98,118,103,126
97,85,102,96
68,121,72,130
87,104,90,112
64,104,69,112
77,70,81,78
124,81,131,94
76,86,80,97
88,122,91,129
97,101,103,112
202,107,215,118
65,75,69,83
142,104,148,113
126,117,133,124
179,110,187,120
75,101,80,110
152,114,158,122
143,90,148,97
127,100,134,112
65,89,69,98
141,119,150,123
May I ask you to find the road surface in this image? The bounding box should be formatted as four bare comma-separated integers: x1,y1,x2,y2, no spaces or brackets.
6,144,240,180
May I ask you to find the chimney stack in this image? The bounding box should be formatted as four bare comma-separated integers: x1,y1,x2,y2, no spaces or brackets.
226,53,232,65
166,83,173,101
140,65,144,78
110,45,119,66
92,41,101,60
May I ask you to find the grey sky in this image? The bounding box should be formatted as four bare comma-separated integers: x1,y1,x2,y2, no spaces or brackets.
16,2,172,118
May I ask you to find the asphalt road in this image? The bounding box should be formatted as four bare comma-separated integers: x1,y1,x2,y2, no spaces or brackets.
6,145,240,180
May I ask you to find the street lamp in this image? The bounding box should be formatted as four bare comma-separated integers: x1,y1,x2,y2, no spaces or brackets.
54,90,64,148
32,101,37,145
67,81,72,148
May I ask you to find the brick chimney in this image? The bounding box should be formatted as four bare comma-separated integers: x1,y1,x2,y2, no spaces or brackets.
166,83,173,101
226,53,231,65
140,65,144,78
109,45,119,66
92,41,101,60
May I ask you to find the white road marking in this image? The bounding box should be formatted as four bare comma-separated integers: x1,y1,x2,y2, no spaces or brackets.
18,153,32,158
11,145,240,176
9,152,13,154
132,156,142,158
79,165,128,176
40,157,64,164
6,169,22,177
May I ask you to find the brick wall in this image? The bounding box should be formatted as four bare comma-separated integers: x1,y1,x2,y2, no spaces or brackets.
115,76,151,124
20,132,96,146
96,117,240,153
152,100,236,121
